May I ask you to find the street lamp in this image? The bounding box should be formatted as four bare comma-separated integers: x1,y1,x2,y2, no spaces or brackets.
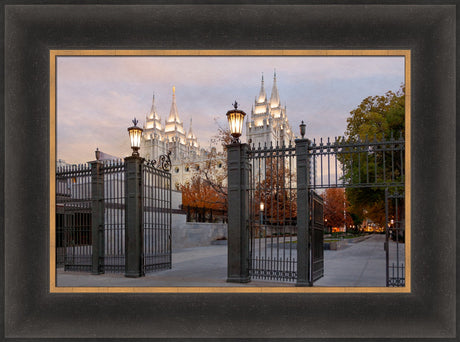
260,202,265,222
127,118,143,157
299,120,306,139
226,101,246,143
260,202,264,237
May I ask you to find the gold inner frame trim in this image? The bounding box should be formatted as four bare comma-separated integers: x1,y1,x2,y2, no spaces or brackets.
50,49,411,293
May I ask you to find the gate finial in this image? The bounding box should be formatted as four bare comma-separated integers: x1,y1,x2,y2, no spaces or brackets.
300,121,306,139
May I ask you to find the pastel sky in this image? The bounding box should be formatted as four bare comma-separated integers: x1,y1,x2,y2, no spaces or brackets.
56,56,405,164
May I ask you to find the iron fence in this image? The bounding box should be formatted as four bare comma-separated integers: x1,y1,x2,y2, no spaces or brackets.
143,163,172,273
247,142,298,282
56,164,93,271
102,160,126,273
310,191,324,282
385,188,405,287
56,157,172,276
309,133,405,189
228,133,405,286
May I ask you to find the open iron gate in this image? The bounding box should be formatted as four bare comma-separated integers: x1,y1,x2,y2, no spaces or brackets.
56,158,171,275
385,189,405,286
310,191,324,282
239,132,405,286
247,142,324,284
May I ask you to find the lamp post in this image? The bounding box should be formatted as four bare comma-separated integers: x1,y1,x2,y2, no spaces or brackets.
127,118,143,156
125,118,145,277
226,101,246,143
226,101,250,283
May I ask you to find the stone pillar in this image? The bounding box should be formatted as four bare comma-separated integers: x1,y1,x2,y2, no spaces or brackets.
226,143,250,283
124,155,145,277
295,138,312,286
90,160,104,275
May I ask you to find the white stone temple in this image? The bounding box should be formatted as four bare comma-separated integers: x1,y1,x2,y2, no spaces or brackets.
246,71,295,148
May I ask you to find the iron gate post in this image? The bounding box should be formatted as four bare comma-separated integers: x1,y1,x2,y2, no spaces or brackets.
124,155,145,277
90,160,104,274
295,138,312,286
226,142,250,283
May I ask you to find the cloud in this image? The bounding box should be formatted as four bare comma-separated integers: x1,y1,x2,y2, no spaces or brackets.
56,56,405,163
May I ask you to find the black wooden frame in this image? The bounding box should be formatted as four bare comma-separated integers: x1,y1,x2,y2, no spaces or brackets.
3,2,456,340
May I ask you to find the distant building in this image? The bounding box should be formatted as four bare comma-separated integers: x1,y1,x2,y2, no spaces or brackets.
56,159,75,169
138,72,295,188
141,86,203,164
246,71,295,148
140,87,224,189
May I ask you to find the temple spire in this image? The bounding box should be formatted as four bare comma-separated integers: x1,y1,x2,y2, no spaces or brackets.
270,69,280,108
149,92,160,121
167,86,181,123
257,73,267,104
187,118,196,139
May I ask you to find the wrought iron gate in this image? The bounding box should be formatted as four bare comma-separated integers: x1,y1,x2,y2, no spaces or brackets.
385,189,405,286
310,191,324,282
56,157,172,275
56,165,93,271
236,132,405,286
143,163,172,273
308,134,406,286
248,142,298,282
102,161,126,273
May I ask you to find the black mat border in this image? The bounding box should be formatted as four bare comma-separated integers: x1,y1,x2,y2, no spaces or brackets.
3,2,457,341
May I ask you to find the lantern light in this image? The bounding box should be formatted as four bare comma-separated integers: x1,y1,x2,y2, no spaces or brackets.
260,202,264,211
226,101,246,143
127,118,143,156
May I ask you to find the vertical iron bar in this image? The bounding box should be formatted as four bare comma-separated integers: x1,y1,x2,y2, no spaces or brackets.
391,142,395,182
366,148,369,184
382,143,386,183
374,151,377,184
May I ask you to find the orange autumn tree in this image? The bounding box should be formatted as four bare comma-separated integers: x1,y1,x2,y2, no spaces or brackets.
323,188,353,229
180,124,230,212
255,157,297,225
180,175,226,210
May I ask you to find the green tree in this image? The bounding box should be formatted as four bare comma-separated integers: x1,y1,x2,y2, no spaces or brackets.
344,85,405,141
341,85,405,226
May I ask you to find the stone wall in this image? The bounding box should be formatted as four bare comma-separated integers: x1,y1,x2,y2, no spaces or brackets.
171,213,227,250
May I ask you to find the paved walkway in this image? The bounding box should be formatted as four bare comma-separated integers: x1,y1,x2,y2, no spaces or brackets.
316,234,401,286
57,234,404,287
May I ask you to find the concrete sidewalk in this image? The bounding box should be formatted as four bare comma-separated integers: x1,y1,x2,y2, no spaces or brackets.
56,234,404,288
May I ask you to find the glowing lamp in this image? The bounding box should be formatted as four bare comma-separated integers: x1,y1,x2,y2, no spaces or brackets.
260,202,264,211
226,101,246,143
127,118,143,156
